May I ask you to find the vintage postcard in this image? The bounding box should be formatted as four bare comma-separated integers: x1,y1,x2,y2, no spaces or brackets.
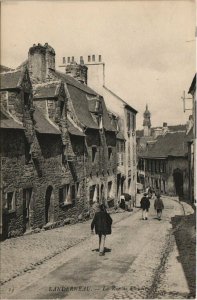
0,1,196,299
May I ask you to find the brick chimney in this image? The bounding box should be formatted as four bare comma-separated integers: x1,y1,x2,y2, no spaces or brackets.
28,43,55,81
65,57,88,84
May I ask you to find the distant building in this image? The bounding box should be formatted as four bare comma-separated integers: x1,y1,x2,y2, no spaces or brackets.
136,105,190,198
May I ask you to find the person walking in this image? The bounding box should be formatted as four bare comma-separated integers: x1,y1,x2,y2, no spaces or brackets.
140,193,150,220
154,194,164,220
91,204,113,256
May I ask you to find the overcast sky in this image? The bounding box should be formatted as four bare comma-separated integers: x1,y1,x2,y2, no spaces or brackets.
1,0,196,129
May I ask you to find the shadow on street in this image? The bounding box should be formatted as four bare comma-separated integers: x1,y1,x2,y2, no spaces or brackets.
171,212,196,298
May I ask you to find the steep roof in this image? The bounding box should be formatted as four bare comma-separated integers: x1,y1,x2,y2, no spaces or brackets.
34,107,60,135
0,108,24,130
33,81,61,99
67,120,85,136
50,69,97,96
0,69,25,90
140,131,188,159
66,84,98,130
100,97,117,132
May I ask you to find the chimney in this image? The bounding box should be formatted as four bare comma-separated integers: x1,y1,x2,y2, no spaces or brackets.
65,56,87,84
163,122,167,127
28,43,55,81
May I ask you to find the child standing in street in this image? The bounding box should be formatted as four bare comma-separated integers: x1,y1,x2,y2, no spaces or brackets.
154,194,164,220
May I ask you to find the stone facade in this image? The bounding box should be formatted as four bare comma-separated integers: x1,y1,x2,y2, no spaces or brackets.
0,44,120,239
61,55,137,203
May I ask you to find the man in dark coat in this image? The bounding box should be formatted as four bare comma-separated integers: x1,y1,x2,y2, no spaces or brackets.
140,193,150,220
91,204,112,256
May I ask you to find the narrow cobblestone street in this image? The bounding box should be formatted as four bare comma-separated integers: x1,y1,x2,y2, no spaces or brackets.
0,196,195,299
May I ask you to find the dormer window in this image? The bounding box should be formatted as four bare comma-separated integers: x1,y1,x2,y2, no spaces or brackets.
95,100,100,112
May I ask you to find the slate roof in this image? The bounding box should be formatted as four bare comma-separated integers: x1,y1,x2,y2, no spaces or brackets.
33,81,61,99
140,131,188,158
50,69,97,96
67,84,98,130
100,97,117,132
0,108,24,130
0,69,25,90
0,65,14,73
34,107,60,135
67,120,85,136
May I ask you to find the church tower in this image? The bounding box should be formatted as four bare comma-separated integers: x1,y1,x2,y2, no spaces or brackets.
143,104,151,137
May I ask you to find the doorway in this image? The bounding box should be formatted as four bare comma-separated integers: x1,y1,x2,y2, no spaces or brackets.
173,169,184,197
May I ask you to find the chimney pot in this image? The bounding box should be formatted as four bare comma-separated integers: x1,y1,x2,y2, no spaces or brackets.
80,56,84,65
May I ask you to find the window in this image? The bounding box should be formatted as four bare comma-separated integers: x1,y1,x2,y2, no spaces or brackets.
128,143,131,167
155,160,159,173
88,55,91,62
5,192,15,211
108,147,112,160
107,181,113,199
131,114,136,130
59,184,73,206
24,92,30,110
127,112,131,131
63,57,66,64
92,147,97,163
99,55,102,62
23,188,33,218
67,57,70,63
148,160,151,172
92,55,95,62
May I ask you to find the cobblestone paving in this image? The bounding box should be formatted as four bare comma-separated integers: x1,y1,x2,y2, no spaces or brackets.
0,197,195,300
0,209,131,287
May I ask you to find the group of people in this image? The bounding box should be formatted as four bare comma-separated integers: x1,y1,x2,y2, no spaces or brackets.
140,187,164,220
91,188,164,256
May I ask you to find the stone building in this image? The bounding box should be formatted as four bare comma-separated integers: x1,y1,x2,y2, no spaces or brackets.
61,55,138,202
0,44,119,239
136,105,190,198
138,131,190,198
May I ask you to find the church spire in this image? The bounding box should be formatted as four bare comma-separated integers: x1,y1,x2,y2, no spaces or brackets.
143,104,151,136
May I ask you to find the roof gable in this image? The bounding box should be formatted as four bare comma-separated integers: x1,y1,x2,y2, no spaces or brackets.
0,68,31,91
